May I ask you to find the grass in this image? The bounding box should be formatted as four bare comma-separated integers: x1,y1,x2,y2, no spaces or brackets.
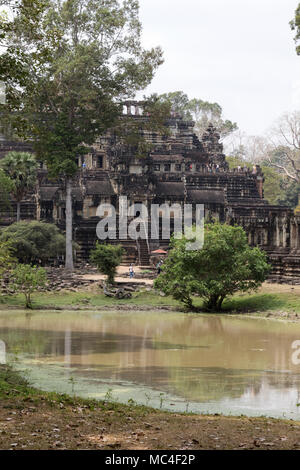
222,292,300,313
0,364,152,418
0,289,180,309
1,365,300,450
0,287,300,315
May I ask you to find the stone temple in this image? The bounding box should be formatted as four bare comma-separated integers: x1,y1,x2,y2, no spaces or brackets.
0,101,300,282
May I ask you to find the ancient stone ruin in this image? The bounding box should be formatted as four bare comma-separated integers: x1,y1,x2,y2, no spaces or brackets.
1,101,300,282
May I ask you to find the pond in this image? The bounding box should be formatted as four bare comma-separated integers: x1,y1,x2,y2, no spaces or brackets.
1,309,300,420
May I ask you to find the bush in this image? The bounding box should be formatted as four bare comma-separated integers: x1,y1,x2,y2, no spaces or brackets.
90,243,124,285
10,264,47,309
154,222,271,311
0,241,15,281
0,221,66,265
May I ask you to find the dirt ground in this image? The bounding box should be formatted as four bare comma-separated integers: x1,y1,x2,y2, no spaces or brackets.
79,266,154,285
258,283,300,295
79,267,300,294
0,396,300,450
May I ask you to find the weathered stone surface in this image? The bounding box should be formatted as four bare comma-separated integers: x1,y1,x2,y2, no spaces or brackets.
1,104,300,281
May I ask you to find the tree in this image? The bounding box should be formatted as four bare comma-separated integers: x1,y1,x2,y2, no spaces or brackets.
225,131,270,163
154,223,270,311
0,168,14,214
1,0,163,271
0,241,15,283
10,264,46,308
90,243,124,285
265,112,300,211
0,220,67,264
226,155,289,206
0,151,37,221
276,179,300,209
290,3,300,55
156,91,237,140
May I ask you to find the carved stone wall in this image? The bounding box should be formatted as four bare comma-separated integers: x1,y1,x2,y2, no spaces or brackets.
0,109,300,280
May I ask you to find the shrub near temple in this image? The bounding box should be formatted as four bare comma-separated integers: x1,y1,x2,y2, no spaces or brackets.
154,222,271,311
10,264,47,309
0,221,66,265
90,243,124,285
0,242,15,285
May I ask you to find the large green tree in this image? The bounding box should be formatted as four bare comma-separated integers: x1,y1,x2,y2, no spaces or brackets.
0,168,14,214
156,91,237,140
0,220,67,264
1,0,163,270
155,223,270,311
0,151,37,221
0,241,15,283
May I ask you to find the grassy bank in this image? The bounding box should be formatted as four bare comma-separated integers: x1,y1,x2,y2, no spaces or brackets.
0,365,300,450
0,285,300,318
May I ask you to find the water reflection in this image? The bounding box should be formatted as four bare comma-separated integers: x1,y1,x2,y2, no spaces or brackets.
0,310,300,419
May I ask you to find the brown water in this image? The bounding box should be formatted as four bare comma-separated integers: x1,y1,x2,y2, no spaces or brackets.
1,309,300,419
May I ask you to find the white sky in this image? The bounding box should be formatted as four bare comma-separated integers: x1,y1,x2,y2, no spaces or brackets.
138,0,300,136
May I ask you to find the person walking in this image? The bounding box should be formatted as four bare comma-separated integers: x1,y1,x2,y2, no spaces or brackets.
129,264,134,279
156,260,162,275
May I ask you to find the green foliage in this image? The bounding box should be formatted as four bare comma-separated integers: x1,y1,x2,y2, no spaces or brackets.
90,242,124,285
276,179,300,208
226,156,251,170
0,152,38,220
1,0,164,269
1,0,164,176
10,263,47,308
0,168,14,212
0,152,37,200
226,156,294,206
111,94,171,161
290,3,300,55
156,91,237,139
0,241,15,281
154,223,271,311
0,221,66,264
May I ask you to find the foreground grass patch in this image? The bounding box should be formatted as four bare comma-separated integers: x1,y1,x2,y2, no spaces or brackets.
0,290,180,309
222,292,300,313
0,365,300,450
0,365,151,417
0,287,300,315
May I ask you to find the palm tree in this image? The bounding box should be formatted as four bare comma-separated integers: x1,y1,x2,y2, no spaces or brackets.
0,152,38,222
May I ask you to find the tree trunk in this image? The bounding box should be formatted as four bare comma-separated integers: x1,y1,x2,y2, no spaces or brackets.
16,201,21,222
65,177,74,271
25,293,32,309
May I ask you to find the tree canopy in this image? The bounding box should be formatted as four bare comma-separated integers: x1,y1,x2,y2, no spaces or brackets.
290,3,300,55
155,91,237,140
0,168,14,214
0,241,15,281
0,151,37,221
154,223,270,311
90,243,124,285
10,263,47,308
0,220,66,264
0,0,164,270
226,155,298,207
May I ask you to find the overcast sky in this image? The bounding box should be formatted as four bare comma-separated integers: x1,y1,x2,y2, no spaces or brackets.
138,0,300,136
